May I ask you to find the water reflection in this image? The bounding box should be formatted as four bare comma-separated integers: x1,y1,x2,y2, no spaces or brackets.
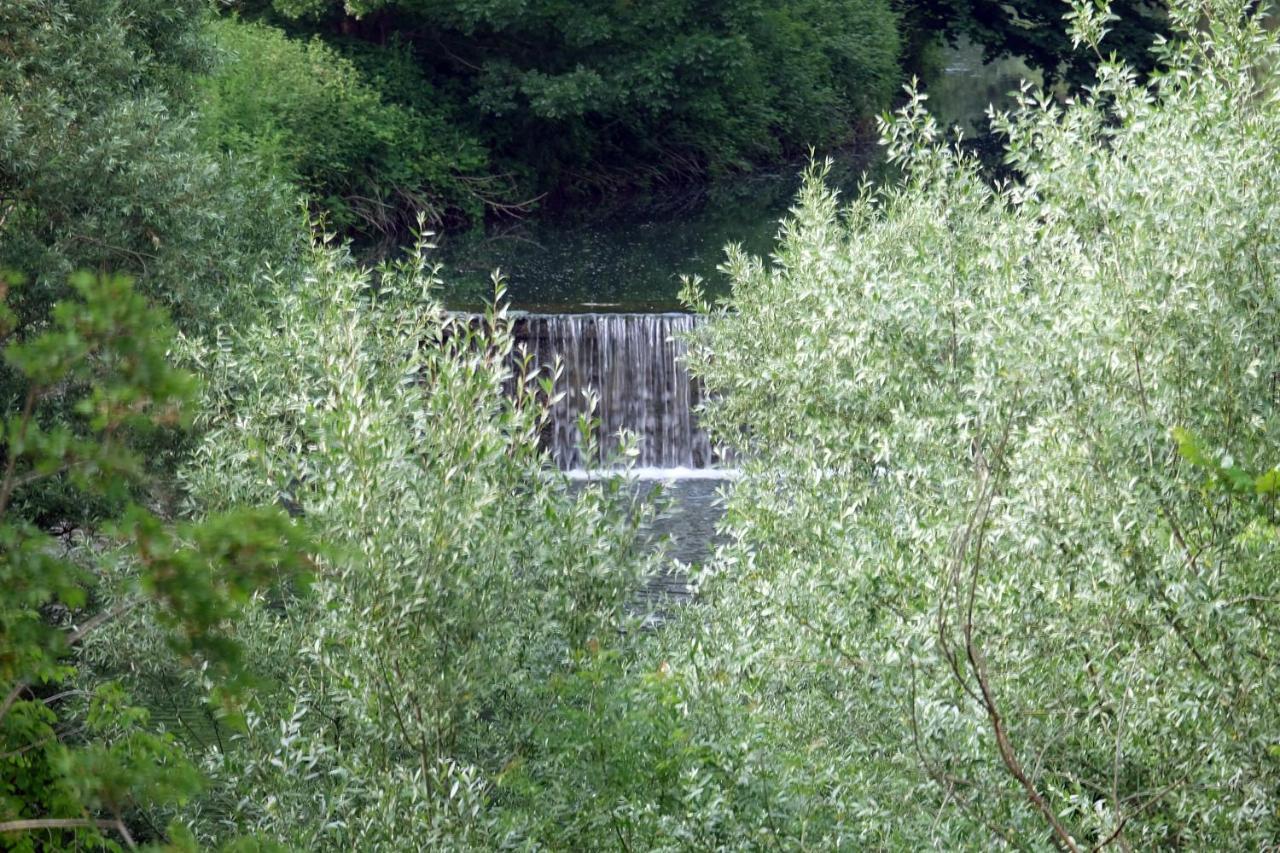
921,37,1044,138
435,41,1040,315
436,142,883,313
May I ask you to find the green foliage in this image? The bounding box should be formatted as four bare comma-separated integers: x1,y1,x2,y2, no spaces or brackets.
199,18,489,239
677,1,1280,846
1174,426,1280,498
228,0,901,205
0,0,304,525
901,0,1168,85
15,0,1280,848
0,0,301,331
0,273,312,850
78,237,660,846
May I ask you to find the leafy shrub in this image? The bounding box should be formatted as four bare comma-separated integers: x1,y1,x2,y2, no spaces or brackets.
88,238,662,846
230,0,902,201
679,1,1280,846
0,0,301,332
199,18,490,239
0,272,312,850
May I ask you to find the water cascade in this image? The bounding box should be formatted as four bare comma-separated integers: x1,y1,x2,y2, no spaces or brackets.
511,312,723,471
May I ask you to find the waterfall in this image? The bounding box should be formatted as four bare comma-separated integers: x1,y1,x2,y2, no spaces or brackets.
511,313,721,470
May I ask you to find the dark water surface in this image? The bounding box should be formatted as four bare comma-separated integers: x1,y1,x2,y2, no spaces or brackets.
635,475,731,611
436,143,883,313
451,45,1039,591
433,41,1036,315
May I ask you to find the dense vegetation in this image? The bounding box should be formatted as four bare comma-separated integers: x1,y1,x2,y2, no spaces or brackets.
207,0,903,238
202,0,1167,242
4,0,1278,849
903,0,1166,85
197,18,492,238
681,3,1280,844
0,0,304,532
0,0,300,330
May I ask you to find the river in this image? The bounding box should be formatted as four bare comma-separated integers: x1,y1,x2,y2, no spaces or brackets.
434,41,1040,590
434,39,1038,315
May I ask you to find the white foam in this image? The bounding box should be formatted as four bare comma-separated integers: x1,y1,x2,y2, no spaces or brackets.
561,466,741,482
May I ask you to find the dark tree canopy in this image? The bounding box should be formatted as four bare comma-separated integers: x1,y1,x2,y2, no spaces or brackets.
224,0,903,205
903,0,1168,84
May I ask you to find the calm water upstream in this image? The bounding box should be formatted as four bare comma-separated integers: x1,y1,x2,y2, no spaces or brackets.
434,40,1037,315
435,142,882,313
440,43,1038,582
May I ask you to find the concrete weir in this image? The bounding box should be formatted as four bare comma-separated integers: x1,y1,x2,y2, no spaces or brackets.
508,312,727,471
506,312,732,612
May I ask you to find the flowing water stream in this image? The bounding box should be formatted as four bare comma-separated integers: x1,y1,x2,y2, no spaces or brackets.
507,312,732,606
512,313,721,470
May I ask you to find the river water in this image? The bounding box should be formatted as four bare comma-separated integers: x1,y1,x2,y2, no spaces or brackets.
435,142,881,313
437,43,1038,584
434,40,1037,314
430,144,880,313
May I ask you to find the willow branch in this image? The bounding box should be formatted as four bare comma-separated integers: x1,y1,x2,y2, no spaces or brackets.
950,401,1079,850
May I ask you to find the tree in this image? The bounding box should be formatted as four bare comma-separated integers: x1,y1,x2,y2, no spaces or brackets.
197,17,491,241
1,0,302,525
85,237,662,847
220,0,902,205
680,1,1280,845
0,0,299,332
0,272,312,850
901,0,1168,84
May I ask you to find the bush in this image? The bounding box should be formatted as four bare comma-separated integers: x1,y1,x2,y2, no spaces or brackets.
90,238,662,846
0,273,312,850
0,0,301,332
679,1,1280,846
229,0,902,201
0,0,304,527
199,18,489,239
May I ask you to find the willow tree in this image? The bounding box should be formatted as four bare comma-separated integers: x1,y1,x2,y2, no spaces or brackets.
681,1,1280,846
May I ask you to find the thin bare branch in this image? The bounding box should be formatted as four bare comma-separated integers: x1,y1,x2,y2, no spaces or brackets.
1091,778,1185,851
0,817,122,837
66,598,143,646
